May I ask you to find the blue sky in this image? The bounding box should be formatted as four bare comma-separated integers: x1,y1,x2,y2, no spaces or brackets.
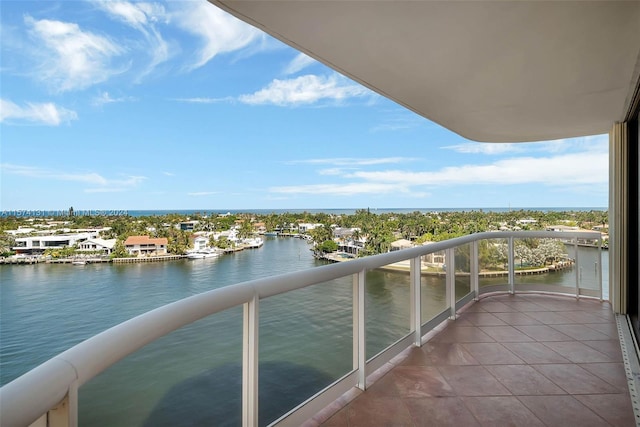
0,1,609,211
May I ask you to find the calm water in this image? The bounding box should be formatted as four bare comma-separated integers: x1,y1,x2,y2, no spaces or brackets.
0,238,608,426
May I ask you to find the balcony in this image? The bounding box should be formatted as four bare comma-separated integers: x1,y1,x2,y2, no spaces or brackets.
313,293,633,426
1,230,634,427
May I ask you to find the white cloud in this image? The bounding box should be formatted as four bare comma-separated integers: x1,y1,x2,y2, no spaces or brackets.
96,1,170,79
173,97,234,104
84,187,127,193
0,99,77,125
287,157,417,166
97,1,168,29
172,1,261,70
370,114,425,132
92,91,136,107
318,168,348,176
24,15,125,92
273,141,607,198
239,74,371,106
349,151,607,186
270,183,409,196
1,163,146,191
444,135,608,156
443,142,522,154
283,53,316,75
162,171,175,176
188,191,218,196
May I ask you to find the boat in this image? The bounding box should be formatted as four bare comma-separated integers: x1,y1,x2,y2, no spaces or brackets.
264,231,279,237
72,260,86,265
186,248,220,259
243,237,264,248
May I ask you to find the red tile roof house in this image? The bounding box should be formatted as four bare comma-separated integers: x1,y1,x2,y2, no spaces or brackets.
124,236,168,257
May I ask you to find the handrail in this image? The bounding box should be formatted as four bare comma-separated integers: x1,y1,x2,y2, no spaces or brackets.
0,230,602,427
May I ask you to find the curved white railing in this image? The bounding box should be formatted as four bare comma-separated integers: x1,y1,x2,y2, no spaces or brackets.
0,231,603,427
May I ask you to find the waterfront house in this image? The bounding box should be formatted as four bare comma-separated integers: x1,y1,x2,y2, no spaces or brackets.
124,236,168,256
252,222,267,234
546,224,581,232
298,223,323,233
420,241,446,267
192,235,209,251
13,232,96,255
390,239,414,251
77,238,117,255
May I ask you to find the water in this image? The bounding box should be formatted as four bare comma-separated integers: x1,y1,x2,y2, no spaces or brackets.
124,207,607,217
0,238,608,426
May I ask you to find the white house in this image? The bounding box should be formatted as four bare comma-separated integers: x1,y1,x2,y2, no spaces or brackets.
298,223,324,233
390,239,415,251
546,225,580,232
421,242,446,267
78,238,117,255
13,232,97,254
192,236,209,250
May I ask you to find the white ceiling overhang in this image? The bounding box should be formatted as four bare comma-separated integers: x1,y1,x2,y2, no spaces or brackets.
210,1,640,142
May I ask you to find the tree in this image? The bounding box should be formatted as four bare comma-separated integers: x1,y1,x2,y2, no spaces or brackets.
318,240,338,253
213,236,231,249
361,224,393,256
110,239,130,258
238,220,254,239
308,225,333,246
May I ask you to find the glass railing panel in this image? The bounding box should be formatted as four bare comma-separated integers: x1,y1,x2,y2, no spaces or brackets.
420,249,447,324
565,238,602,297
513,237,577,295
259,279,352,426
79,307,243,427
478,238,509,291
454,243,471,301
366,262,411,359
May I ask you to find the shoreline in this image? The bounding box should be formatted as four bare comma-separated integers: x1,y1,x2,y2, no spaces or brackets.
0,242,265,265
320,253,575,277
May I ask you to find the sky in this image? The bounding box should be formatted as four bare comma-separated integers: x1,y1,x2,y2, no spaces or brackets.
0,1,609,211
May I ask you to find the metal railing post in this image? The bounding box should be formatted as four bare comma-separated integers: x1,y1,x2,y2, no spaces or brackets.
242,294,259,427
68,381,78,427
598,237,603,301
446,248,456,319
471,241,479,300
410,256,422,346
47,395,69,427
354,270,367,390
574,238,580,299
508,237,515,294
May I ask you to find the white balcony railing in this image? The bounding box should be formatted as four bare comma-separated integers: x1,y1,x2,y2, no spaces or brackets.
0,230,603,427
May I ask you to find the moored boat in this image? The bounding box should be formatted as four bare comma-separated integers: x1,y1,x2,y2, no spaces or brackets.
186,248,220,259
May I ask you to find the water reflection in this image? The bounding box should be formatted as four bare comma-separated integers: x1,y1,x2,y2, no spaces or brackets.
143,361,333,427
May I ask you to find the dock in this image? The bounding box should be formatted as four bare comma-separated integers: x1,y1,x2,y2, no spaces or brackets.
48,258,111,264
112,255,185,263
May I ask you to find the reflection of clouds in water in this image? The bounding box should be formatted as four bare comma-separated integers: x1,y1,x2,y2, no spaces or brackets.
143,361,334,427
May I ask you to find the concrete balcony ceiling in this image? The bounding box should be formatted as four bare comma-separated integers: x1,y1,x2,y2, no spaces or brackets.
210,1,640,142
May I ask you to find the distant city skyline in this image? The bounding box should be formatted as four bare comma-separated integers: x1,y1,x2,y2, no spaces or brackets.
1,1,608,210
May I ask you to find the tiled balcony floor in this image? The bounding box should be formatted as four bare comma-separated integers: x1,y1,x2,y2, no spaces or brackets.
316,293,636,426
